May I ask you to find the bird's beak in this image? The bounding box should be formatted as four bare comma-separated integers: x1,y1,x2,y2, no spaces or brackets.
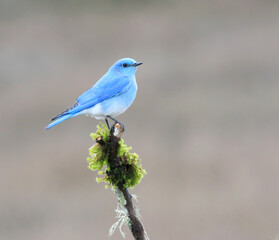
134,62,143,67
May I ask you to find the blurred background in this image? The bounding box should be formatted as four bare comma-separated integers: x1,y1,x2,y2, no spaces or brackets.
1,0,279,239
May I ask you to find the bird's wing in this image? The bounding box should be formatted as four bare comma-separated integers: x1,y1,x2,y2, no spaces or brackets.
60,74,131,117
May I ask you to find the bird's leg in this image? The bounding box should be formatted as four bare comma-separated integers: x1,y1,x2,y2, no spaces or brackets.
105,118,110,129
107,116,118,122
107,115,124,131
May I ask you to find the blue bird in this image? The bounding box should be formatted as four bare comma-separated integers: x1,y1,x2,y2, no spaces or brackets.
46,58,142,130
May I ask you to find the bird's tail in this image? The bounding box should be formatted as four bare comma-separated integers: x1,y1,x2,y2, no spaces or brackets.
45,114,72,130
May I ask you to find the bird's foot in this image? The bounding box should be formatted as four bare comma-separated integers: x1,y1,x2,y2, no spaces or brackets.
106,116,125,132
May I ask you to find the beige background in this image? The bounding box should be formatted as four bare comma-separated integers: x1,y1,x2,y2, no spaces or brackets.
1,0,279,239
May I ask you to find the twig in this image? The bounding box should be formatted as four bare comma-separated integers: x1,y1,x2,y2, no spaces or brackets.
107,123,149,240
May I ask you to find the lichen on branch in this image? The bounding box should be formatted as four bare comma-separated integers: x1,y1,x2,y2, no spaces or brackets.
87,123,146,189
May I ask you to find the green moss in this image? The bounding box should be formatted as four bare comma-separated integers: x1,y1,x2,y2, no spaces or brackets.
87,123,146,189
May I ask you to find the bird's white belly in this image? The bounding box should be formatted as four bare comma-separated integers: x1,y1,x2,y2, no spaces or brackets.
79,93,135,120
79,103,105,120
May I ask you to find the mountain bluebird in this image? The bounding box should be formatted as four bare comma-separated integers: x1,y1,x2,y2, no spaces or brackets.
46,58,142,130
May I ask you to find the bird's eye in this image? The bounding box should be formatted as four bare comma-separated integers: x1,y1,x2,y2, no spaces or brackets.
122,63,128,67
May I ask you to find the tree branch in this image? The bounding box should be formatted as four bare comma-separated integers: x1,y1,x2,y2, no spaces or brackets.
107,123,149,240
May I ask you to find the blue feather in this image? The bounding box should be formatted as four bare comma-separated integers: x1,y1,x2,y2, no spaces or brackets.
46,114,72,130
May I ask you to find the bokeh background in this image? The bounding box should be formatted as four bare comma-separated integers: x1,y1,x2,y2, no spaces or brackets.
1,0,279,239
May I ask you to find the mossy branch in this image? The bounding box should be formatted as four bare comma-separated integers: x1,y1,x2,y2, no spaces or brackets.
87,123,149,240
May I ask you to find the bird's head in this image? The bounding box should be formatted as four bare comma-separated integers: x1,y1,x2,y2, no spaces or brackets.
109,58,143,76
